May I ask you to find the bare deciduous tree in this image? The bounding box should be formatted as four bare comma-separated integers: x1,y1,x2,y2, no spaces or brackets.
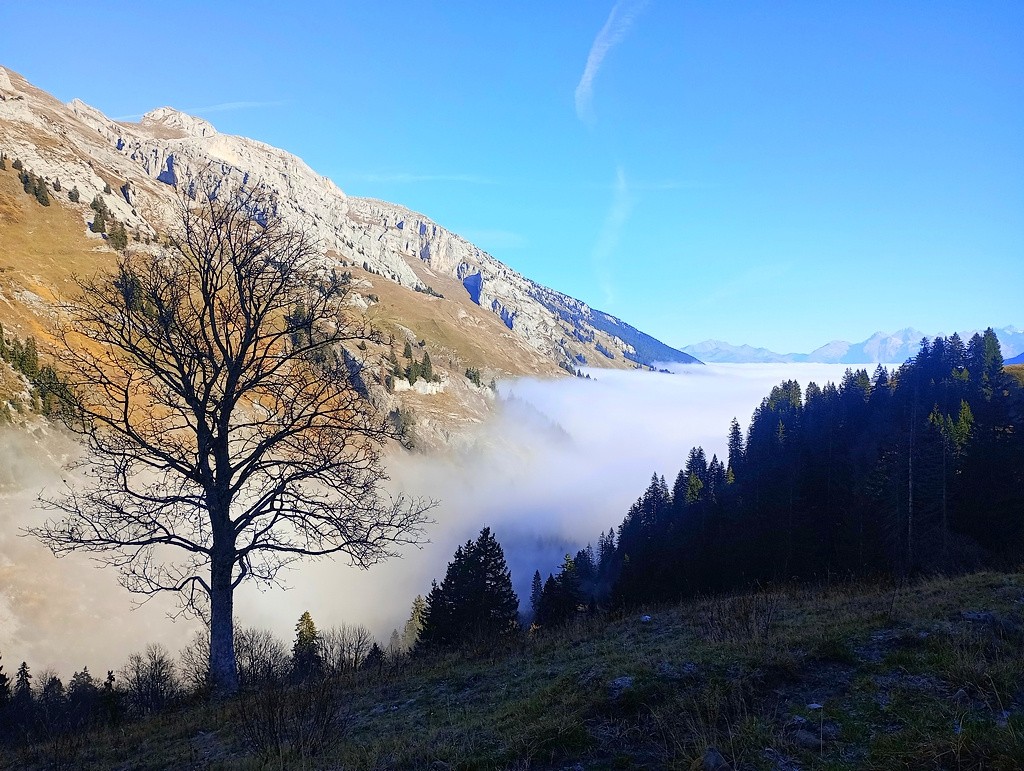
320,623,374,674
31,180,431,695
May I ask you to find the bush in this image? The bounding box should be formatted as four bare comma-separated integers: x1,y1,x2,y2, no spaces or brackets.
237,678,348,764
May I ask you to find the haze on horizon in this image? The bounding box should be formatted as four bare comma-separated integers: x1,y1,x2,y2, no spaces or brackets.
1,1,1020,353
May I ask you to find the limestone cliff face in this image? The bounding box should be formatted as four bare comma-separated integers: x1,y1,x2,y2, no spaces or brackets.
0,66,697,373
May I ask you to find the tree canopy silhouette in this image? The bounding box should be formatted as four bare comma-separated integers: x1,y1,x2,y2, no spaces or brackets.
31,178,431,695
416,527,519,650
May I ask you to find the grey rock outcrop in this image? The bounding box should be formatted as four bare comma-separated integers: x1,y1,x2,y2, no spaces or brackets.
0,65,696,372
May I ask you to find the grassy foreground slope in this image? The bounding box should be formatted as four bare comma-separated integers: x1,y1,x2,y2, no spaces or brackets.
5,571,1023,770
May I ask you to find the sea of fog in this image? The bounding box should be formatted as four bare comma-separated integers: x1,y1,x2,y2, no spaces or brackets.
0,362,863,674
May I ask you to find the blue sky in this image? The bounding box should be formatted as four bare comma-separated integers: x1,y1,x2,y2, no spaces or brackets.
2,1,1021,352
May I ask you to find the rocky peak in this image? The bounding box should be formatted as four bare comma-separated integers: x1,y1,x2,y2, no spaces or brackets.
0,66,697,375
141,107,217,138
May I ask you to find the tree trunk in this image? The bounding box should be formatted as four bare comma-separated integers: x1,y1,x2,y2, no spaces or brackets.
208,552,238,696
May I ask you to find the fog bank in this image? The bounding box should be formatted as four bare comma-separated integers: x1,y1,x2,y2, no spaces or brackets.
1,363,858,673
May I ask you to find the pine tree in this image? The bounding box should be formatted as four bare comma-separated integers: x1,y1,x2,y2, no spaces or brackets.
401,594,427,650
108,219,128,251
726,417,744,483
68,186,80,203
417,527,519,650
422,351,433,381
406,358,421,385
14,661,31,705
91,206,106,234
291,611,323,680
530,570,543,617
535,555,583,627
34,176,50,206
361,642,384,673
403,340,413,359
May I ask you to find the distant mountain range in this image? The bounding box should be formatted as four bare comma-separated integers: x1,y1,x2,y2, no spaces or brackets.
683,327,1024,365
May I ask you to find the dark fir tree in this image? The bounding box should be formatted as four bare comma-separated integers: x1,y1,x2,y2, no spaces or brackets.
291,611,323,681
535,554,583,627
90,205,106,234
361,642,385,674
726,417,744,483
530,570,543,618
108,219,129,252
14,661,31,709
417,527,519,650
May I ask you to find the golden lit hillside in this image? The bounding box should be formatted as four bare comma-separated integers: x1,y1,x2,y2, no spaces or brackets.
0,161,117,345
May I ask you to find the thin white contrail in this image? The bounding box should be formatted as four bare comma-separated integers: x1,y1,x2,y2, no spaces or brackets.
574,0,650,125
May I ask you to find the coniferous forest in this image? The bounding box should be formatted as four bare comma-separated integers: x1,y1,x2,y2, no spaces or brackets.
535,329,1024,617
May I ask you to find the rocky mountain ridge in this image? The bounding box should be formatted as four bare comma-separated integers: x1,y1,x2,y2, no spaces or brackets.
0,66,697,377
684,326,1024,365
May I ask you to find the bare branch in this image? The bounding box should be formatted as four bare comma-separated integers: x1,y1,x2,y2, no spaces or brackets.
29,172,435,694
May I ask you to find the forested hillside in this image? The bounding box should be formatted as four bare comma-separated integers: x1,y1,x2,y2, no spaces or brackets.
536,329,1024,615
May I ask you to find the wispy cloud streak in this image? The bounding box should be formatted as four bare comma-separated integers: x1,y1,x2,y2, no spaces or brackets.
189,100,289,114
574,0,649,125
592,165,632,305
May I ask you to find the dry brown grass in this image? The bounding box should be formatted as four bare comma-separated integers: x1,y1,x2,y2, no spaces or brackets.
0,164,116,344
